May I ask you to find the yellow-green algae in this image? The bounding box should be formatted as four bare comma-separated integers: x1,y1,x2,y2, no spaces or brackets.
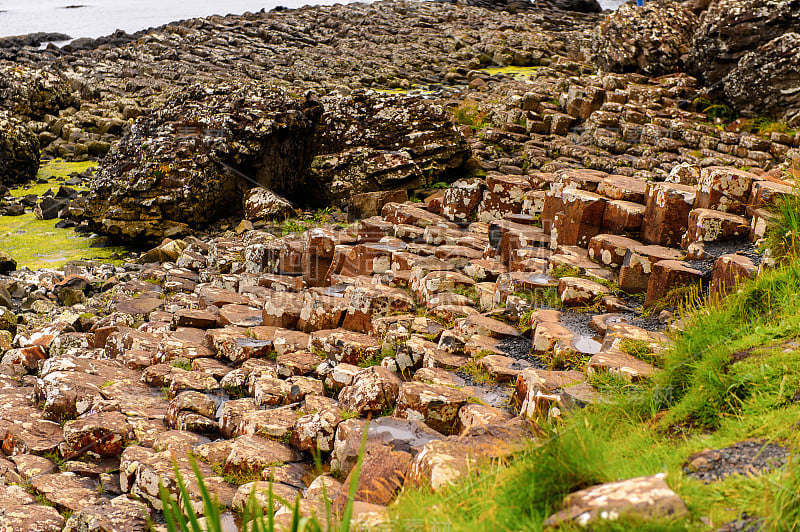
1,160,127,270
481,66,542,80
10,159,96,197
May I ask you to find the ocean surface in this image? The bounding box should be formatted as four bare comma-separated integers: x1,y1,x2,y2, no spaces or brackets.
0,0,626,41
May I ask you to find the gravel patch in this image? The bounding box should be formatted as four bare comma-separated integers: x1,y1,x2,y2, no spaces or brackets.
716,515,765,532
496,335,547,369
687,241,763,277
683,439,790,483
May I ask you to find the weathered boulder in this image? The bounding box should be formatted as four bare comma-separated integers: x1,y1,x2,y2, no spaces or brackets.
589,2,697,76
243,187,295,221
85,84,318,244
722,33,800,125
0,111,40,187
690,0,800,89
307,92,469,206
689,0,800,122
0,65,78,120
544,474,688,527
86,84,468,244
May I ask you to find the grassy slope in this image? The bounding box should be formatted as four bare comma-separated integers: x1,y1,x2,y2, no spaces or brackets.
390,255,800,531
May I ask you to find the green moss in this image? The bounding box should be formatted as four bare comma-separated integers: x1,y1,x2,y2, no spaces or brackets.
9,159,95,198
0,212,126,270
1,160,128,270
481,66,542,80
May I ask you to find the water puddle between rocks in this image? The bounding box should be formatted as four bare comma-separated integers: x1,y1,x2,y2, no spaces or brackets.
571,334,603,355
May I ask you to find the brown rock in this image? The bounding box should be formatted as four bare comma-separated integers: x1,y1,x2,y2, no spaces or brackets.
338,366,402,416
544,474,688,527
710,253,757,300
393,382,469,435
695,166,757,215
641,182,696,247
333,443,411,511
644,260,703,308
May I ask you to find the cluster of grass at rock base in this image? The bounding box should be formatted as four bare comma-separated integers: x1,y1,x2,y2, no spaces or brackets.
161,432,369,532
390,253,800,529
1,160,128,269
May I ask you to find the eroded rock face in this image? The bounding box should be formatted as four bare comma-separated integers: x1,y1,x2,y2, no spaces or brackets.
0,65,78,120
690,0,800,89
302,92,469,206
86,86,468,244
0,111,40,187
589,2,697,77
722,33,800,125
85,84,319,243
689,0,800,123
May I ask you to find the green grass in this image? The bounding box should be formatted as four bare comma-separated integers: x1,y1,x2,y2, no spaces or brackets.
551,264,581,278
160,429,369,532
458,352,497,385
619,338,662,368
212,463,263,486
765,191,800,260
514,286,562,310
453,101,491,131
389,238,800,529
755,117,796,137
358,342,398,368
170,358,194,371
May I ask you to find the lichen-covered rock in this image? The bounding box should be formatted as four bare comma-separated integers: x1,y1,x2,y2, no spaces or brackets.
0,65,78,119
690,0,800,89
434,0,600,13
243,187,295,221
307,92,470,207
0,110,40,187
86,84,468,245
63,495,150,532
589,2,697,76
0,484,65,531
722,33,800,125
85,84,318,244
544,474,688,527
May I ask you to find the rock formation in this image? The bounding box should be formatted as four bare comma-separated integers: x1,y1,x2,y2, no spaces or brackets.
690,0,800,123
0,111,40,186
85,85,469,244
588,1,697,77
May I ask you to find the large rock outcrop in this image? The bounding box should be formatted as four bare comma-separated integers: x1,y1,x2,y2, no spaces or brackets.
0,65,78,120
689,0,800,124
690,0,800,88
85,84,320,243
85,84,469,244
433,0,601,13
722,32,800,124
307,92,470,207
588,1,697,77
0,111,40,187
